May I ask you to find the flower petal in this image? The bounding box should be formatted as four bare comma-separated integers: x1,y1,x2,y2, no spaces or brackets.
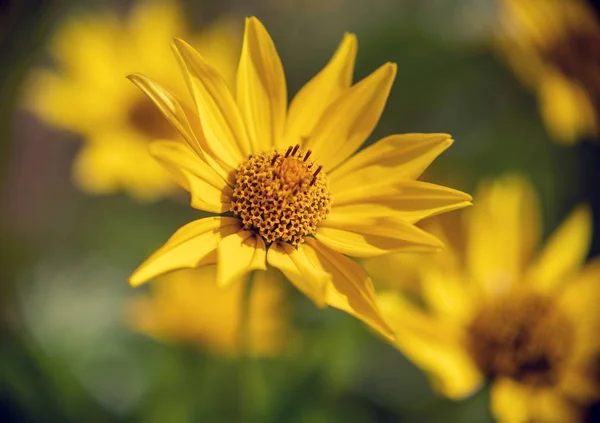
217,231,267,287
129,217,241,286
329,133,454,186
127,73,201,154
284,33,357,148
266,241,328,307
317,213,444,257
304,238,395,341
172,38,250,166
329,180,472,224
491,379,579,423
305,63,397,172
528,205,591,294
236,17,287,153
490,379,533,423
126,73,233,180
149,141,232,213
466,175,541,297
377,291,484,399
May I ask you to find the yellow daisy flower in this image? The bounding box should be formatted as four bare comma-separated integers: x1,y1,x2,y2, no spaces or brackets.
378,175,600,422
127,16,472,341
128,266,287,356
495,0,600,144
24,0,239,200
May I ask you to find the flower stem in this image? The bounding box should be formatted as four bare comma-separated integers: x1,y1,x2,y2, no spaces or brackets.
238,271,255,422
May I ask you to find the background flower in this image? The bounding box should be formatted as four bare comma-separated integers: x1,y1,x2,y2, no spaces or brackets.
23,0,240,200
376,175,600,422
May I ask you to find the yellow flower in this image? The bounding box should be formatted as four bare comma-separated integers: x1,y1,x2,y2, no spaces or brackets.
128,266,287,356
24,1,239,200
127,17,471,341
495,0,600,144
377,175,600,422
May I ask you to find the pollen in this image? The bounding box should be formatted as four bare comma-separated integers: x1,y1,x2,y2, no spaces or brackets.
467,293,574,387
230,145,332,247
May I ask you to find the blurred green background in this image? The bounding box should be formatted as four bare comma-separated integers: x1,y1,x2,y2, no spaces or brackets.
1,0,599,422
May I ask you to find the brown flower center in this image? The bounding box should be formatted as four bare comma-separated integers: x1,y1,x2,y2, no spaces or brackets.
230,145,332,247
128,97,177,139
467,293,574,387
545,27,600,98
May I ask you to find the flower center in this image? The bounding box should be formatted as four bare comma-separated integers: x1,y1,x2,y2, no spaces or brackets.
545,27,600,98
128,97,178,139
467,293,574,387
230,145,332,247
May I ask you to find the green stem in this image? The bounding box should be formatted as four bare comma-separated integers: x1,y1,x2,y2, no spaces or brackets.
238,271,255,422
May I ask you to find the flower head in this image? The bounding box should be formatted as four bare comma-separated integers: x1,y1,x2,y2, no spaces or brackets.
377,175,600,422
127,17,471,340
128,266,287,356
24,0,239,200
495,0,600,143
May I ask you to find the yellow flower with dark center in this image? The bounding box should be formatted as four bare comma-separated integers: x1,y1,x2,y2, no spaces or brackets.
24,0,239,200
128,266,287,356
495,0,600,144
127,16,472,341
377,175,600,422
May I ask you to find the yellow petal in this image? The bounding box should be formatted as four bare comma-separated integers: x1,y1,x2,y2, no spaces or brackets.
377,291,484,398
236,17,287,153
329,133,453,185
149,141,232,213
466,175,541,297
129,217,241,286
217,231,267,287
172,38,250,165
528,205,591,294
305,63,397,172
285,33,357,148
304,238,395,341
329,180,472,224
266,241,329,307
490,379,534,423
317,213,444,257
126,73,232,180
538,71,597,144
491,380,578,423
557,258,600,358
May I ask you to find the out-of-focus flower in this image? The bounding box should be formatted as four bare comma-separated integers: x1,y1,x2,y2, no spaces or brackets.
378,175,600,422
126,16,472,341
128,266,287,356
24,1,239,200
495,0,600,144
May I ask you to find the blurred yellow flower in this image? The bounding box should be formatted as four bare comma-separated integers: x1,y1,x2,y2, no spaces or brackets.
24,1,239,200
378,175,600,422
495,0,600,144
129,266,287,356
127,16,472,341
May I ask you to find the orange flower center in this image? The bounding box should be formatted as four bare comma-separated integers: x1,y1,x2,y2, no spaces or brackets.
467,293,574,387
128,97,177,139
230,145,332,247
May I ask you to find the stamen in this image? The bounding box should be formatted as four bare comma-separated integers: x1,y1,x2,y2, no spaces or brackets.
284,146,293,158
303,150,312,162
291,144,300,157
270,153,279,165
310,165,322,186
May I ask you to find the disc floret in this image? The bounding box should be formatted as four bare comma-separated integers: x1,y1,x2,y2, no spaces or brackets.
230,145,332,247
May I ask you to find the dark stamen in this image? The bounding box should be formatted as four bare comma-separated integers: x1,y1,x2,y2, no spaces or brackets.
284,146,293,158
310,165,322,186
291,144,300,156
270,153,279,165
303,150,312,162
